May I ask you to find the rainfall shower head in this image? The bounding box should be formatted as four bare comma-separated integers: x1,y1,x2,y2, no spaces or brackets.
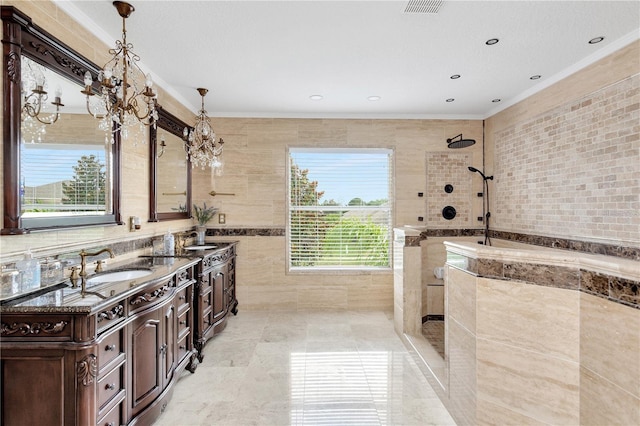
468,166,493,180
447,134,476,149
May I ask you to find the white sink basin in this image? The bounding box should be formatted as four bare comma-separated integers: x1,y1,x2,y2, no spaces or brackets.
184,245,217,250
86,269,153,284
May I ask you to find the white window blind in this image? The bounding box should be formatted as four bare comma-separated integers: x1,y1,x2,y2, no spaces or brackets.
21,143,109,217
288,148,393,270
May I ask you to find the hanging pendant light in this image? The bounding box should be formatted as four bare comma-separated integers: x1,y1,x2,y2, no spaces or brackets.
183,88,225,171
81,1,157,144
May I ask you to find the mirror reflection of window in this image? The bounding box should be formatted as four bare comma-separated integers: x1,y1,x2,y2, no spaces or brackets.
156,130,188,213
19,56,112,221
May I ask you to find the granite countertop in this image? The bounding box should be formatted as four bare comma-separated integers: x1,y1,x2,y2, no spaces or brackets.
0,242,236,314
0,256,200,314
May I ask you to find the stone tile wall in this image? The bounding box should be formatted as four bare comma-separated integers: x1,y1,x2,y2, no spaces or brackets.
492,74,639,247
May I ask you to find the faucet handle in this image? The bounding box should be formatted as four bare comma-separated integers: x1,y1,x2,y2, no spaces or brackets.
95,260,104,273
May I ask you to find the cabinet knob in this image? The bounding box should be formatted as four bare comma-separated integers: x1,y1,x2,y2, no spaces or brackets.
105,344,116,351
179,320,186,325
179,295,186,300
105,423,115,426
179,345,186,350
105,383,116,390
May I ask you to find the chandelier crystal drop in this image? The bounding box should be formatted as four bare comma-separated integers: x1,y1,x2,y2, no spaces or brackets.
183,88,225,171
81,1,157,144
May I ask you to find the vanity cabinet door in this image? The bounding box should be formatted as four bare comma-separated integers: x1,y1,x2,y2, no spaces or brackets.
127,282,191,422
162,303,177,385
211,263,228,325
128,308,162,418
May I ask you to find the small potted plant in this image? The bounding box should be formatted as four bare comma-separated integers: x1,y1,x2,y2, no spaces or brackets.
193,202,218,244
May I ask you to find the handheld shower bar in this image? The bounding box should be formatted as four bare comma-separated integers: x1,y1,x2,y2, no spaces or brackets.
468,166,493,181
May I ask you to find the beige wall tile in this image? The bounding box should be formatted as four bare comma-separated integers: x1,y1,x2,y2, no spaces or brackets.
486,42,640,248
446,266,476,333
476,338,580,425
580,365,640,426
426,285,444,316
476,278,580,363
297,285,349,310
347,279,393,310
477,398,548,426
242,285,298,311
580,292,640,397
447,318,477,425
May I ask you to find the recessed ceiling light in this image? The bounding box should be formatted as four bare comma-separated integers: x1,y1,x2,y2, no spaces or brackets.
450,74,461,79
485,38,499,45
367,96,381,101
530,75,541,80
446,98,455,102
492,99,501,103
589,36,604,44
309,95,324,101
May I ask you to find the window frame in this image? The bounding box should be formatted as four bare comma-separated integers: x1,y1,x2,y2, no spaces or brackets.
286,147,394,273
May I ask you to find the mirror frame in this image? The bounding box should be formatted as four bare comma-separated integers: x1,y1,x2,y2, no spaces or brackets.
149,105,192,222
1,6,122,234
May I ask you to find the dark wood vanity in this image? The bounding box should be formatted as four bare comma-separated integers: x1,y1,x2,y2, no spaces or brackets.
1,243,238,426
1,5,239,424
192,243,238,360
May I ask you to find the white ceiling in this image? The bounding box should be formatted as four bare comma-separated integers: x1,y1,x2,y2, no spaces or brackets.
57,0,640,120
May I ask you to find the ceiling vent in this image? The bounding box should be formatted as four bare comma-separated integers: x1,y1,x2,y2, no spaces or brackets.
404,0,443,14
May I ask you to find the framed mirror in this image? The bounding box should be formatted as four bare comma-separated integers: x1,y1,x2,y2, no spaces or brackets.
149,106,192,221
2,6,122,234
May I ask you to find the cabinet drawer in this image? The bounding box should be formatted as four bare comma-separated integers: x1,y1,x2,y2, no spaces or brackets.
96,400,123,426
98,330,122,371
202,291,213,310
0,314,73,341
177,333,191,362
203,310,215,330
129,278,174,314
200,273,212,290
178,309,190,337
176,266,193,286
97,365,123,410
176,287,189,311
96,303,125,334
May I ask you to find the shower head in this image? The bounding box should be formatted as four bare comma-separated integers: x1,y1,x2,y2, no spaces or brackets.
468,166,493,180
447,134,476,149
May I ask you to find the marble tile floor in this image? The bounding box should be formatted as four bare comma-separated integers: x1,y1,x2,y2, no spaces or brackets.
156,310,456,426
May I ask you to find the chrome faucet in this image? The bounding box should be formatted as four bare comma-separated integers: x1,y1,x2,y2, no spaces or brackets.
79,248,115,277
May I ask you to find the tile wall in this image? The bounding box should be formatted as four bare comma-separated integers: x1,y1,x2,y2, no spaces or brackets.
485,41,640,250
190,118,483,310
1,1,488,311
444,242,639,425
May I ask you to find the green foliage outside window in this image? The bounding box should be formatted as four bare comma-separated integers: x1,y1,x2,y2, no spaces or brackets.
289,158,390,268
62,155,106,206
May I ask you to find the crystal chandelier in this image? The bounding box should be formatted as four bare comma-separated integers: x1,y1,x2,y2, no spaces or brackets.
183,88,225,171
81,1,157,144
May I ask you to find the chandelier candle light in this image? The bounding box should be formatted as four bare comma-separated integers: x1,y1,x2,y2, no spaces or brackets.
184,88,225,171
21,63,63,125
81,1,158,143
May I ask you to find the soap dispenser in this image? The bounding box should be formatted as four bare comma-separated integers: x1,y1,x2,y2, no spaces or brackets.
164,230,175,256
16,249,41,291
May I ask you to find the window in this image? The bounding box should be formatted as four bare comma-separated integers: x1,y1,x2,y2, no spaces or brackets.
288,148,393,271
